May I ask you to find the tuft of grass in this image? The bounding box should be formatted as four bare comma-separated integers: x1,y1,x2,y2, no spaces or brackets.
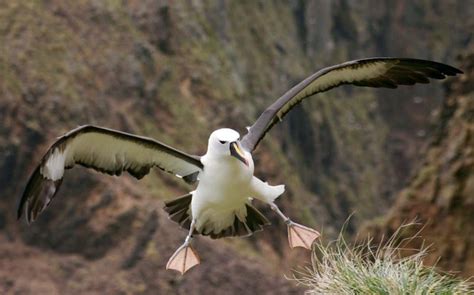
291,224,473,294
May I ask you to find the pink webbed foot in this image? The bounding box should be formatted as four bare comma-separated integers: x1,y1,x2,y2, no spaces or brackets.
287,222,320,249
166,244,200,274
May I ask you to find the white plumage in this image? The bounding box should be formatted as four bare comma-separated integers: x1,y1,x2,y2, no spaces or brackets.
42,148,66,181
193,129,284,234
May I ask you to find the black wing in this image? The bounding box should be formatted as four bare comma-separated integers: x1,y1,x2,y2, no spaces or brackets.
18,125,203,223
241,58,462,152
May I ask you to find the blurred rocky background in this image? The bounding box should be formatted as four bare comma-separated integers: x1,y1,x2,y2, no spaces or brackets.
0,1,472,294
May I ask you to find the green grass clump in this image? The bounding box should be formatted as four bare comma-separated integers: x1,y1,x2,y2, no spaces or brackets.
292,225,473,294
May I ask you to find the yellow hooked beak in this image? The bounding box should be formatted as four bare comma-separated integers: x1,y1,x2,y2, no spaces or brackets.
230,142,249,166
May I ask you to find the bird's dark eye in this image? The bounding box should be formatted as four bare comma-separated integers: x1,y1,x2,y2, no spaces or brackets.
219,140,226,144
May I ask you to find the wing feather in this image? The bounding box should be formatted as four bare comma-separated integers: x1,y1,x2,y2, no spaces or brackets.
18,125,203,222
241,57,462,151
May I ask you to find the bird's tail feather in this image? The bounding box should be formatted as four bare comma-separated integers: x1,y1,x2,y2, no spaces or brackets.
207,204,270,239
163,193,193,230
163,194,270,239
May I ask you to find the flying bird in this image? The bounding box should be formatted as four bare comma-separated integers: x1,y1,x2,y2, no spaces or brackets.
18,57,462,274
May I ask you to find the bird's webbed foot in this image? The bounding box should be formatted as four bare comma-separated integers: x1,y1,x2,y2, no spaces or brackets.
270,203,320,250
166,220,200,274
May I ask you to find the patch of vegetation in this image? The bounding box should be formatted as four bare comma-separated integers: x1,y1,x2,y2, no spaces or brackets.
292,224,474,294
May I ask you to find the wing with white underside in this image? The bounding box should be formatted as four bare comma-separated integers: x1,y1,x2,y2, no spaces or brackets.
241,58,463,152
18,125,203,223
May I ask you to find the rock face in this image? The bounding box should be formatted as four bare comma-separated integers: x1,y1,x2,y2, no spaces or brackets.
0,1,471,293
365,50,474,278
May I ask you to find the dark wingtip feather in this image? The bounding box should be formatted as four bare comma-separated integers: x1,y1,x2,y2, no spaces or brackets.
431,62,463,76
17,166,62,223
383,59,463,89
397,59,463,76
17,166,41,220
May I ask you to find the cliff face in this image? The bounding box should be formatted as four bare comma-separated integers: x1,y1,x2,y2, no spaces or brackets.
287,0,473,231
365,50,474,278
0,0,471,293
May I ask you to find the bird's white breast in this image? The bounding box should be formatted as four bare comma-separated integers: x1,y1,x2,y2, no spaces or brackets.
198,153,253,203
191,151,254,232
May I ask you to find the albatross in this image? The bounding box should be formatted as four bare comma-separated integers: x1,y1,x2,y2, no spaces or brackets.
17,57,462,274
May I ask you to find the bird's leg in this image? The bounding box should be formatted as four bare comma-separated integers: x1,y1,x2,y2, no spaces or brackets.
166,219,200,274
270,203,320,250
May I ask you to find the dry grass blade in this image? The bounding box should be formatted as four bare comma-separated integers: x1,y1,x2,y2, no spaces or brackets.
290,222,474,294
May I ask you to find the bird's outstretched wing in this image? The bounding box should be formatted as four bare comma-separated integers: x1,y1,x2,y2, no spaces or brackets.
18,125,203,223
241,58,462,152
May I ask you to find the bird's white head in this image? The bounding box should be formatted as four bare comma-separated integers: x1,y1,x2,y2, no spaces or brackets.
206,128,249,166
